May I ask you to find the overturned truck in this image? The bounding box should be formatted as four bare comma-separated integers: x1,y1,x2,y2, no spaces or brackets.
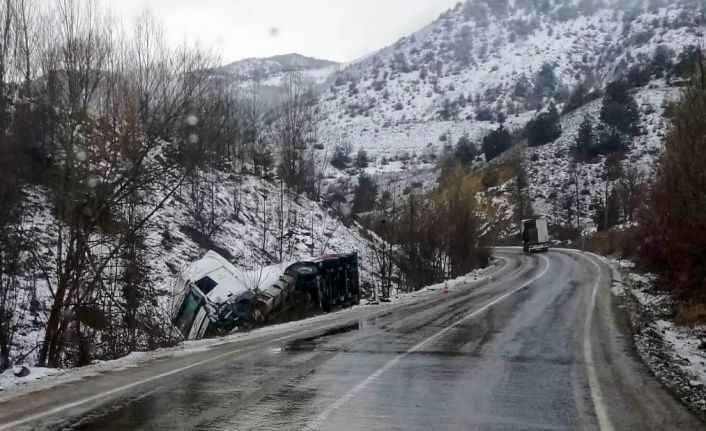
172,252,360,340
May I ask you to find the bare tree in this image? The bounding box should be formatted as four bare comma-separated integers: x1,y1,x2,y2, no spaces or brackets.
36,1,222,367
0,0,15,132
270,75,317,195
185,170,229,248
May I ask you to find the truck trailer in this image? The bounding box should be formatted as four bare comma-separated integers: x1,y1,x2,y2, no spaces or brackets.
171,252,360,340
521,216,550,253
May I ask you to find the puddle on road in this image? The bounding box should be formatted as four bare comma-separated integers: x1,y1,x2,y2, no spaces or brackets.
283,323,361,352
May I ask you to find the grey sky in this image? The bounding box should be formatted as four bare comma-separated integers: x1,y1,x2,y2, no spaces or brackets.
101,0,460,64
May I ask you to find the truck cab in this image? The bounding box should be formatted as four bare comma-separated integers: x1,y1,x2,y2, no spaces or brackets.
521,216,550,253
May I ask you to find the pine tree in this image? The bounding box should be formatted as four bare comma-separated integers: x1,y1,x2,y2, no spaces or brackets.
525,104,562,147
355,149,370,169
482,126,512,161
574,116,594,161
600,80,640,136
352,174,378,214
455,134,477,164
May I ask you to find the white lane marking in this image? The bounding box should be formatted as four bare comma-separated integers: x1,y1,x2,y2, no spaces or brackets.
0,319,375,431
565,250,614,431
2,273,502,430
308,254,551,430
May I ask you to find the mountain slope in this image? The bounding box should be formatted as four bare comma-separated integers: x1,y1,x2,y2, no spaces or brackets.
313,0,703,232
221,53,340,88
10,172,378,367
317,0,701,160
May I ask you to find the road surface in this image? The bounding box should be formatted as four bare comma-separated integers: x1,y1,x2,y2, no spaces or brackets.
0,248,703,430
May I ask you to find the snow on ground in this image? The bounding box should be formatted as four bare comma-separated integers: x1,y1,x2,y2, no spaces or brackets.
317,0,701,172
609,259,706,416
526,82,680,230
312,0,700,234
7,170,381,368
0,268,494,403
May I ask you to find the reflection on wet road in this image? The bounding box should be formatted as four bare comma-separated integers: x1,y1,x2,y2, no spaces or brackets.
2,249,703,430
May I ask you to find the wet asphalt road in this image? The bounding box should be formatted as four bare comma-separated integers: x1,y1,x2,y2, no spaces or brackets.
0,249,703,430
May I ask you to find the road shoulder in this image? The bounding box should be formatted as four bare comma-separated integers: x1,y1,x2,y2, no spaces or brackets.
586,252,706,427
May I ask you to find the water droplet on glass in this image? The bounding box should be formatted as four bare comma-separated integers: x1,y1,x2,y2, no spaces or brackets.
188,133,199,144
185,114,199,126
75,150,87,162
87,176,99,189
269,27,280,37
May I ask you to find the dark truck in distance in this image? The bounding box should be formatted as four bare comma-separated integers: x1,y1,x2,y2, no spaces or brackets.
522,216,550,253
172,252,360,340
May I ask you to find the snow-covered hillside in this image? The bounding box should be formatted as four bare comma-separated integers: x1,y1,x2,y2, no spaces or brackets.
221,53,340,89
527,82,680,229
10,172,378,367
308,0,702,230
315,0,700,164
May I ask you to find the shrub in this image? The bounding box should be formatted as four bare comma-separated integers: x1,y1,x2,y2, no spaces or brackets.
482,126,512,161
574,116,594,160
355,149,370,169
590,129,627,157
475,106,494,122
481,167,500,189
524,104,562,147
636,53,706,308
352,174,378,214
454,134,478,164
600,80,640,136
330,145,351,169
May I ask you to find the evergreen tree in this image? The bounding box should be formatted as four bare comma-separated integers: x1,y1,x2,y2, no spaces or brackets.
525,104,562,147
482,126,512,161
564,83,588,113
592,190,620,231
533,62,559,99
455,134,478,164
352,174,378,214
574,116,594,160
600,80,640,136
355,149,370,169
439,98,459,120
331,145,351,169
592,128,627,157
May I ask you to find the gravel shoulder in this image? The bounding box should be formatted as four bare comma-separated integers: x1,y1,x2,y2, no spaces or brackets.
608,258,706,421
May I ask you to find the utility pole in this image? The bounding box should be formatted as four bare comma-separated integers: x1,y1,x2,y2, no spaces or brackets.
604,178,609,232
261,190,268,254
572,161,585,251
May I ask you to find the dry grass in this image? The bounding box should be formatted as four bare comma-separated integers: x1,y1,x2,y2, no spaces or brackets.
578,229,639,258
676,302,706,326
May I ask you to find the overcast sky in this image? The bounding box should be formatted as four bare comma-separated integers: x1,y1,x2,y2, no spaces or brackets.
100,0,460,65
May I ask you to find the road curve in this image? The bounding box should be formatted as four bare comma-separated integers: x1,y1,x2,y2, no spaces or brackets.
0,249,702,430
